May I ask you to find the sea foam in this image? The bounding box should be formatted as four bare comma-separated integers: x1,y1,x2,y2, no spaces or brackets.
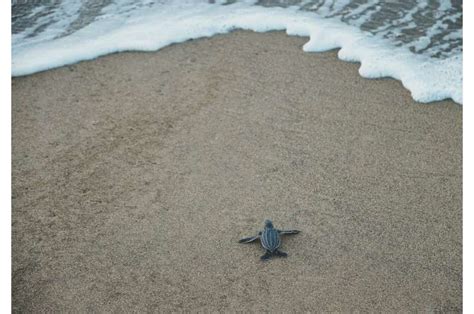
12,0,462,104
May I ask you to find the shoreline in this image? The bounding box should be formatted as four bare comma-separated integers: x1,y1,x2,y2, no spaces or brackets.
12,31,462,312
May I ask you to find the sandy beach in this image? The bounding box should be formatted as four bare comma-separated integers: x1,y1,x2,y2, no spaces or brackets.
12,31,462,312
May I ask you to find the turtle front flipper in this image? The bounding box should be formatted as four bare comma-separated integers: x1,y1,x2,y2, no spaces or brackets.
278,229,300,235
239,235,260,243
260,250,272,261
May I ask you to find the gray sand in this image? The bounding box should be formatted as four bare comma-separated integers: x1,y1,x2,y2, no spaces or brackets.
12,31,462,312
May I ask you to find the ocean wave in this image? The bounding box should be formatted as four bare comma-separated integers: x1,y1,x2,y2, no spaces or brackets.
12,0,462,104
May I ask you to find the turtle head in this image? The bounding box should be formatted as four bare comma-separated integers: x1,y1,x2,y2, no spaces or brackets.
264,219,273,229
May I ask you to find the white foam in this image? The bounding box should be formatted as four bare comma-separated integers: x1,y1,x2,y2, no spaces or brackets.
12,0,462,104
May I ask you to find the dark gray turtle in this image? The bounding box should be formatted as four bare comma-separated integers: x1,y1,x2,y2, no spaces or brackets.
239,219,300,261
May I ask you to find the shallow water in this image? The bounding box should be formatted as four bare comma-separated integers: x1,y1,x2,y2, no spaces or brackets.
13,0,462,59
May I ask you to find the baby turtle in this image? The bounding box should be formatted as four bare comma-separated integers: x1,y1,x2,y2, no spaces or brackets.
239,219,300,261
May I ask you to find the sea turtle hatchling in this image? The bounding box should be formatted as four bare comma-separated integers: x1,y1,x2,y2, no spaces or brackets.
239,219,300,260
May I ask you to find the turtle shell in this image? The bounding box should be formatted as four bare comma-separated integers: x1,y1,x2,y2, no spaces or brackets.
260,227,281,252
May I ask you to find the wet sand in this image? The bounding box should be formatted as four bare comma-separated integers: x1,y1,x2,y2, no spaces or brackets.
12,31,462,312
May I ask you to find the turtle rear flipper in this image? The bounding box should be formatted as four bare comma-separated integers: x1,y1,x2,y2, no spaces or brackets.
275,250,288,257
239,235,259,243
260,250,272,261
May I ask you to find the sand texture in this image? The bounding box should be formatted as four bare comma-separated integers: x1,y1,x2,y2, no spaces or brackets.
12,31,462,312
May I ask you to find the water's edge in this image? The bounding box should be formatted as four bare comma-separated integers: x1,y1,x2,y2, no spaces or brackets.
12,2,462,104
